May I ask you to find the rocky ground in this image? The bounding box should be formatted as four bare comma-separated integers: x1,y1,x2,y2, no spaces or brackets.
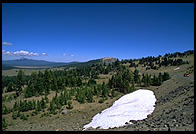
85,57,194,131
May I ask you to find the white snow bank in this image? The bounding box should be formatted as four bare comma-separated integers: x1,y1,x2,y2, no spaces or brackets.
83,89,156,130
174,67,180,70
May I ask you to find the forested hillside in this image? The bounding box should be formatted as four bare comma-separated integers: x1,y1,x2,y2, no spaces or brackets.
2,50,194,131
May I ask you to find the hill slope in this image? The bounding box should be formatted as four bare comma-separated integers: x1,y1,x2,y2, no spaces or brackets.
2,58,70,69
2,51,194,131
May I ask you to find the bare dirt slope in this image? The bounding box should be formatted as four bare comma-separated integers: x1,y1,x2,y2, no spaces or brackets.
100,55,194,131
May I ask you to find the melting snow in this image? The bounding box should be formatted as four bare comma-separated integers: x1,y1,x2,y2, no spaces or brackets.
83,89,156,130
174,67,180,70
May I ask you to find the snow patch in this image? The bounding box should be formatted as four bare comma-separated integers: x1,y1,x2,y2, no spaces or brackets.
174,67,180,70
83,89,156,130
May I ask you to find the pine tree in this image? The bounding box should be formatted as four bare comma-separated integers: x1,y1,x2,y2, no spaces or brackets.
147,74,151,86
40,98,46,110
12,111,18,119
86,87,94,103
44,69,50,94
7,82,14,92
13,101,19,111
25,83,34,98
51,76,58,91
57,77,63,91
16,69,24,96
66,101,73,109
108,75,115,89
144,74,148,87
32,99,36,109
37,71,44,94
138,76,142,87
158,73,163,86
111,89,117,98
36,100,41,112
2,118,7,130
130,80,135,92
48,101,56,115
88,78,96,85
77,77,82,86
56,98,62,110
76,88,85,104
102,82,109,97
44,94,49,103
152,74,157,86
134,69,140,84
162,72,170,81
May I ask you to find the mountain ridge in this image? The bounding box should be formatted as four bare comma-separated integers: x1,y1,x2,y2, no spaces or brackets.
2,57,117,70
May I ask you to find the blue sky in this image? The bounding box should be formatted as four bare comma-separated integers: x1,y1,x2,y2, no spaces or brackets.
2,3,194,62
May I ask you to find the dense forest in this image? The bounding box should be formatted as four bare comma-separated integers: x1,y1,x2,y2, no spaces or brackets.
2,50,193,129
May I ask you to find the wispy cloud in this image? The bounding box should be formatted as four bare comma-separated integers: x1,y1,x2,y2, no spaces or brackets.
2,42,13,46
13,50,39,56
3,50,12,56
42,52,47,56
63,53,66,56
71,54,74,57
3,50,40,56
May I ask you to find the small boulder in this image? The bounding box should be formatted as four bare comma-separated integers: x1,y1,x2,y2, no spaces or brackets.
61,109,67,115
56,128,61,131
129,120,137,124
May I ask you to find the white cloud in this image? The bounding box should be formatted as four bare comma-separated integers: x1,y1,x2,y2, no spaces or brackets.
5,51,13,56
71,54,74,57
2,42,12,46
63,53,66,56
2,50,12,56
42,52,47,56
3,50,40,56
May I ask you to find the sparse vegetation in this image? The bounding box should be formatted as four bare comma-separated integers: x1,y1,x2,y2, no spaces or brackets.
2,50,194,131
66,101,73,109
2,118,7,130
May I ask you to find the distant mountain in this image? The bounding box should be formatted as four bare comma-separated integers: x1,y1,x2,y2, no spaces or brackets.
2,64,19,70
2,57,117,70
102,57,117,64
62,57,117,68
2,58,70,69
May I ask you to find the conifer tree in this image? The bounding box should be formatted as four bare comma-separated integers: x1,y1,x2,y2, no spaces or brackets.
102,82,109,97
44,70,50,94
134,69,140,84
40,97,46,109
138,76,142,87
130,80,135,92
16,69,24,96
36,100,41,112
143,74,148,87
86,88,93,102
49,101,56,115
2,118,7,130
13,101,19,111
158,73,163,86
147,74,151,86
51,76,58,91
7,82,14,92
66,101,73,109
162,72,170,81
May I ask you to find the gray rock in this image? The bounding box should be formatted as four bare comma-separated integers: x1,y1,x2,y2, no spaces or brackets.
129,120,137,124
61,109,67,115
